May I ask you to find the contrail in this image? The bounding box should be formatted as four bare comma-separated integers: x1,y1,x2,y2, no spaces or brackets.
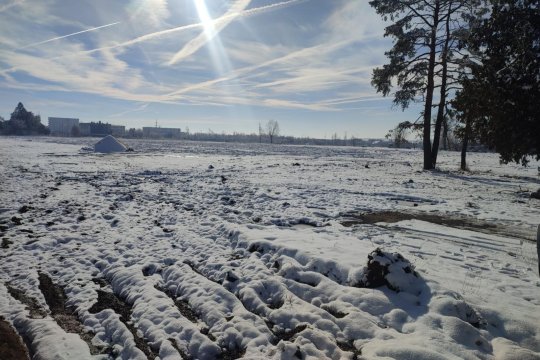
90,0,306,56
167,0,252,66
18,22,121,49
1,0,306,74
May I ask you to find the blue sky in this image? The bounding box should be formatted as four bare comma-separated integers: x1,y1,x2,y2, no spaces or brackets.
0,0,422,138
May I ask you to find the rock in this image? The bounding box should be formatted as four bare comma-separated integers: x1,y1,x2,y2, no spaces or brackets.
225,271,239,283
18,205,33,214
1,238,13,249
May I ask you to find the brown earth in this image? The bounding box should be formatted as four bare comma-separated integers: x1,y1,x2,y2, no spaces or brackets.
341,211,534,241
0,317,30,360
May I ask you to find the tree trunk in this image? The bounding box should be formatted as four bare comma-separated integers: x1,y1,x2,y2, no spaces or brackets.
442,118,448,150
431,0,452,168
537,224,540,277
461,118,471,171
422,1,440,170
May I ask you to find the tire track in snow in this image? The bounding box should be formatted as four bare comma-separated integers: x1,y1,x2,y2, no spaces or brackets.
37,272,105,355
176,226,362,359
95,264,223,359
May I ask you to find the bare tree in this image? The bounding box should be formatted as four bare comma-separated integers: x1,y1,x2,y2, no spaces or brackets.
266,120,280,144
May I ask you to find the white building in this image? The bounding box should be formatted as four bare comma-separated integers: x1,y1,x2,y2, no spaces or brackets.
48,117,79,136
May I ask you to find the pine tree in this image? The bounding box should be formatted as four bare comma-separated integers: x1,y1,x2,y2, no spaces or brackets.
1,102,48,135
454,0,540,165
370,0,486,169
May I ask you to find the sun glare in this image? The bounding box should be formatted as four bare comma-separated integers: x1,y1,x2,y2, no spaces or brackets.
194,0,215,38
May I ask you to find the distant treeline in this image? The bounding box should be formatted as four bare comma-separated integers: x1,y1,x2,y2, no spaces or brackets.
0,103,49,136
125,129,390,147
0,102,391,147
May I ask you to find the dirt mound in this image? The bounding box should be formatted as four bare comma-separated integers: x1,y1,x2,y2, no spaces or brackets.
355,248,419,293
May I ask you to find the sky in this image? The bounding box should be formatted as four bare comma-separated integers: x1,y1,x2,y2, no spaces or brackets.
0,0,423,139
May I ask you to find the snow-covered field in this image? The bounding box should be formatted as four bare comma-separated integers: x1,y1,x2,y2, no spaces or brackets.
1,136,539,360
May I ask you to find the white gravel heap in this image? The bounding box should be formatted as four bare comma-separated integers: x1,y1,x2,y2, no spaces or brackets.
94,135,127,153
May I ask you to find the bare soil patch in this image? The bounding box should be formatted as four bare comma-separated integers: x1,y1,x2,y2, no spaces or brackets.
89,288,159,359
0,317,30,360
341,211,533,241
37,272,102,355
6,285,47,319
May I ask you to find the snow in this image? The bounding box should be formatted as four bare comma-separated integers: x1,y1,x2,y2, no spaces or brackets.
94,135,127,153
0,137,539,359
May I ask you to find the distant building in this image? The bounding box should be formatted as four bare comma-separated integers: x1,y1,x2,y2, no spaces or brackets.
77,122,125,137
89,121,112,136
142,127,181,139
79,122,91,136
48,117,79,136
110,125,125,137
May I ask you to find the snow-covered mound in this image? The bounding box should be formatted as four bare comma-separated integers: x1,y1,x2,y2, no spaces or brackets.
94,135,127,153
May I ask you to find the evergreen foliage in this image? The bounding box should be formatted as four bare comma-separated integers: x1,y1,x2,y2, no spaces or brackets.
454,0,540,165
0,102,49,135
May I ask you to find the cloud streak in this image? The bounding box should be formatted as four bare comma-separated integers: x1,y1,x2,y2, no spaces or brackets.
18,22,121,49
0,0,389,118
83,0,306,58
1,0,307,73
0,0,24,13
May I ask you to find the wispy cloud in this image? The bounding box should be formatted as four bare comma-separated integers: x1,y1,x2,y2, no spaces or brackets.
0,0,24,13
107,102,149,118
0,0,309,78
164,38,360,99
127,0,169,29
89,0,306,58
18,21,121,49
0,0,388,116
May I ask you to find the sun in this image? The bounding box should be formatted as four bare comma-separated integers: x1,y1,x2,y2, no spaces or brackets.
194,0,216,37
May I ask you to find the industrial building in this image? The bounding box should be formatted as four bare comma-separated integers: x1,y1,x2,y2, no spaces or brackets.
142,127,181,139
110,125,125,137
48,117,79,136
77,122,125,137
78,122,91,136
